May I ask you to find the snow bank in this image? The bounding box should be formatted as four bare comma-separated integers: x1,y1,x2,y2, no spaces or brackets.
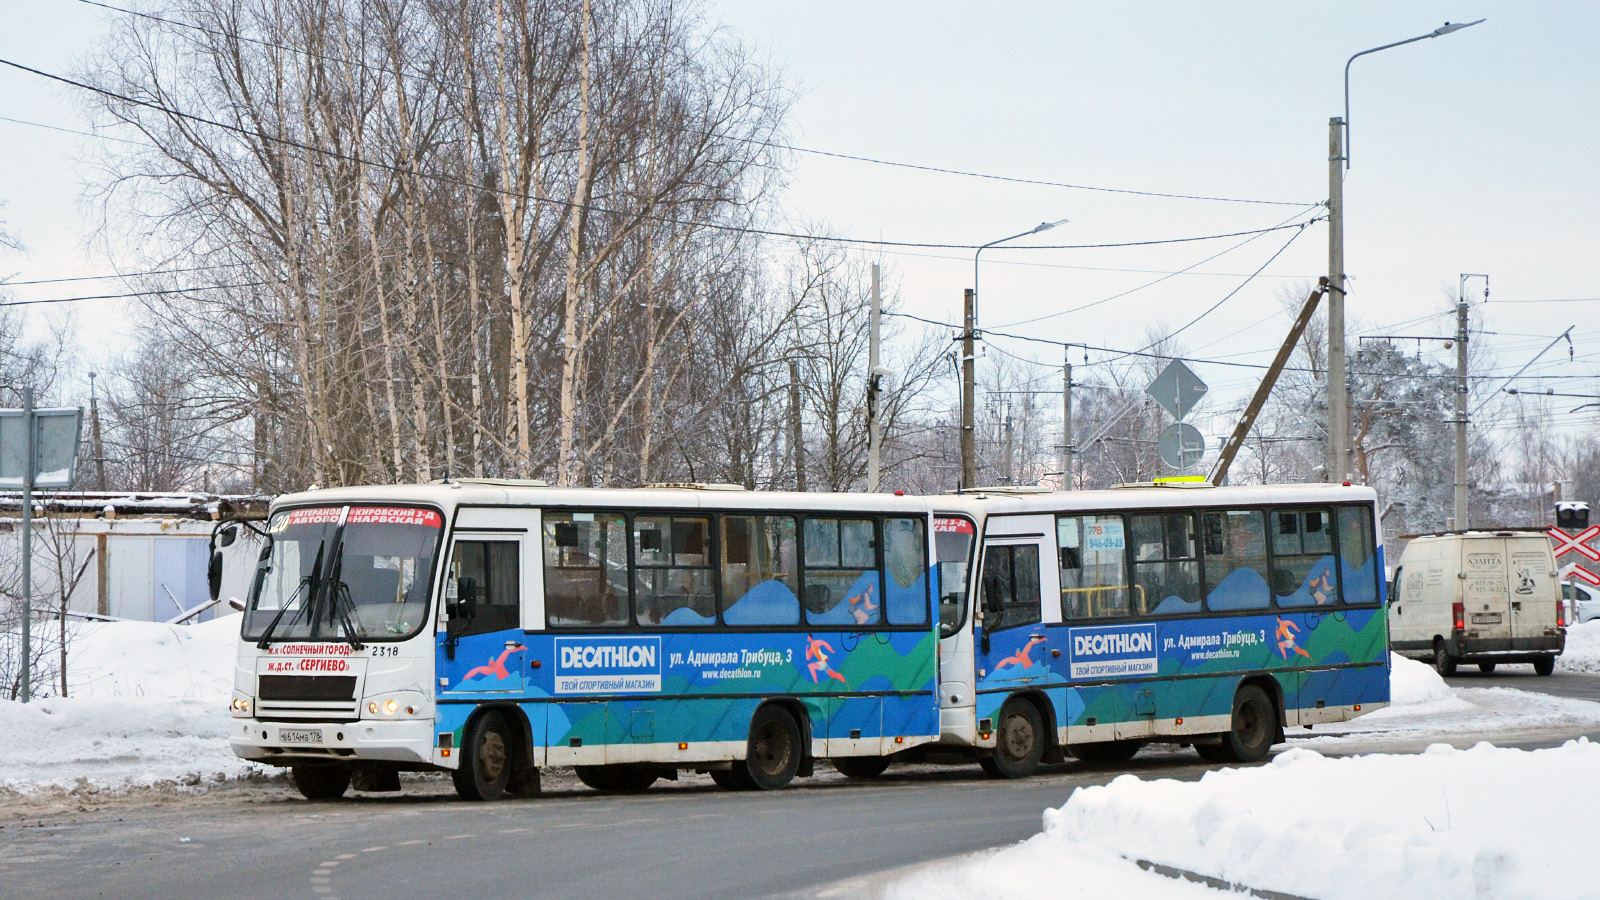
1558,619,1600,674
1388,651,1455,706
1038,741,1598,900
0,614,259,793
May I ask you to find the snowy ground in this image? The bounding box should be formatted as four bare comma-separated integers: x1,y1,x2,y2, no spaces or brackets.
0,615,268,796
1558,619,1600,674
886,740,1600,900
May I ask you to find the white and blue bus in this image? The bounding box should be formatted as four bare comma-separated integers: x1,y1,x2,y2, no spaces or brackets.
226,482,952,800
901,481,1388,777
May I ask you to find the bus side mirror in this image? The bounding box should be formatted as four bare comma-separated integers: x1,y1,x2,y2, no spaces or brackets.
208,551,223,602
982,575,1005,614
218,524,238,548
452,577,479,622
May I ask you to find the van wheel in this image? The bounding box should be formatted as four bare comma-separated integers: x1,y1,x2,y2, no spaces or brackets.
832,756,891,779
736,706,802,791
1212,685,1276,764
1534,656,1556,676
452,712,512,801
981,700,1045,778
1433,640,1457,677
291,764,350,800
1477,662,1497,674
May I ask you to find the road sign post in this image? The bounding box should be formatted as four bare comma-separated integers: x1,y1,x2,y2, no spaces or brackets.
2,393,84,703
1146,360,1209,472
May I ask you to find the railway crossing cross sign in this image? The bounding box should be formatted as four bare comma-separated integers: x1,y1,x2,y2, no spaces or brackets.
1549,525,1600,586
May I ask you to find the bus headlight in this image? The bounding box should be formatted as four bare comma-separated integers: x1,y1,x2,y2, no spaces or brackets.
230,696,252,717
363,693,426,719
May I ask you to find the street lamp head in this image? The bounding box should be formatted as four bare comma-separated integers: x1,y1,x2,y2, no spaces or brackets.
1032,218,1069,234
1432,19,1484,37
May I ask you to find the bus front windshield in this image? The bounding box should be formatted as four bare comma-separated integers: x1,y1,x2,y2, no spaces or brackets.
243,506,443,643
935,517,976,638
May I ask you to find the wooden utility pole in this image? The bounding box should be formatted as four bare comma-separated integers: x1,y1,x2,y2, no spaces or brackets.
1211,278,1329,485
789,358,805,492
1062,357,1073,491
866,263,882,492
960,288,976,489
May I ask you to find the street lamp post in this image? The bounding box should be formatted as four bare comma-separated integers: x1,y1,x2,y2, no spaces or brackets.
1327,20,1483,484
961,218,1068,488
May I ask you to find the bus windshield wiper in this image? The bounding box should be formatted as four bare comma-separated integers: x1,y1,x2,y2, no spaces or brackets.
256,541,324,649
320,540,365,650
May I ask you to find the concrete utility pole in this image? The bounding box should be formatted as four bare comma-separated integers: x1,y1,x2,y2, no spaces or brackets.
866,263,882,492
20,387,34,703
1061,356,1073,491
1001,401,1014,485
960,288,977,489
788,358,805,492
1327,116,1348,483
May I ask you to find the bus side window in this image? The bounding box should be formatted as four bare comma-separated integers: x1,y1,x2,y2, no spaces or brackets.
543,512,629,627
1338,506,1380,606
1272,508,1338,607
1202,510,1271,611
449,540,520,636
1130,514,1201,616
883,517,929,626
803,518,881,627
633,515,716,627
934,518,975,638
1058,514,1129,620
720,515,800,626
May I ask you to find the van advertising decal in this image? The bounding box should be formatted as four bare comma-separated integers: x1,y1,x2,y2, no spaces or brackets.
554,636,662,694
1067,624,1157,679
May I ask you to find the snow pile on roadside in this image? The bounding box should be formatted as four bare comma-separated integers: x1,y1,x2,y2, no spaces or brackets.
66,614,240,699
1557,619,1600,674
1354,651,1473,722
0,615,260,793
1033,741,1591,900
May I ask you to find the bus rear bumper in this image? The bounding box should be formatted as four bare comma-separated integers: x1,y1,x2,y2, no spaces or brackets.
230,719,436,767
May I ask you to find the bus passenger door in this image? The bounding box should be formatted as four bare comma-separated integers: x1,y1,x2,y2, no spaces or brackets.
976,517,1061,702
440,512,530,696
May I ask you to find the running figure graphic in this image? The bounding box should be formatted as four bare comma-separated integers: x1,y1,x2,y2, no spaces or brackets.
1275,618,1311,660
848,583,878,625
463,643,527,681
992,634,1048,673
805,634,848,685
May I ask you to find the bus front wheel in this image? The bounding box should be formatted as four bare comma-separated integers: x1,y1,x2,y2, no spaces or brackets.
735,706,802,791
979,700,1045,779
1211,684,1275,764
291,764,350,800
452,712,513,801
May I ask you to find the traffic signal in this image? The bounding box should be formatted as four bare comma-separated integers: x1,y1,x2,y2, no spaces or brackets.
1557,501,1590,530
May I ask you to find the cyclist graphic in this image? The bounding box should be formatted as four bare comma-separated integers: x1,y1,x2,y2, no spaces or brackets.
992,634,1048,674
848,583,878,625
805,634,848,685
1308,569,1335,605
1275,617,1311,660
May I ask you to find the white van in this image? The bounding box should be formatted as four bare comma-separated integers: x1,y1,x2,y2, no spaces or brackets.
1389,531,1565,676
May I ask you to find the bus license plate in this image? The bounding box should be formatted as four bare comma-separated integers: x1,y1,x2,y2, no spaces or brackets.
1472,613,1502,625
280,729,323,744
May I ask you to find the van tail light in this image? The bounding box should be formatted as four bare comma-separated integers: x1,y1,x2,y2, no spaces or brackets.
1452,602,1465,632
1558,600,1566,628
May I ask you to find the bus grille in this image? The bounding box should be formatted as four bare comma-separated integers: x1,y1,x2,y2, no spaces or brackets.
256,675,359,722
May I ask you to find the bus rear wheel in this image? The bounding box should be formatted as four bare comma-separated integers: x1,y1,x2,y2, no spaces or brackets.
709,768,743,791
832,756,891,779
735,706,802,791
980,700,1044,779
1211,684,1275,764
291,764,350,800
452,712,513,801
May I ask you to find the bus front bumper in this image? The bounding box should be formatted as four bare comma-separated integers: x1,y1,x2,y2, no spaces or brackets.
230,719,436,767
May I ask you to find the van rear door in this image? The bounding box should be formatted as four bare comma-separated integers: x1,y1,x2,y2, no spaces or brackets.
1461,538,1512,639
1507,539,1558,639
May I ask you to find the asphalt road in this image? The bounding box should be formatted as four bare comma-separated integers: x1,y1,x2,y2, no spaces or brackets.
1443,664,1600,701
7,714,1600,900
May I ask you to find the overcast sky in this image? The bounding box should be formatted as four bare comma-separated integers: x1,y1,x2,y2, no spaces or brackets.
2,0,1596,432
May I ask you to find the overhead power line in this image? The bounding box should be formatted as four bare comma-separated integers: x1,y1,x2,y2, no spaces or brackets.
0,56,1321,253
0,281,269,307
72,0,1313,208
1,262,247,287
